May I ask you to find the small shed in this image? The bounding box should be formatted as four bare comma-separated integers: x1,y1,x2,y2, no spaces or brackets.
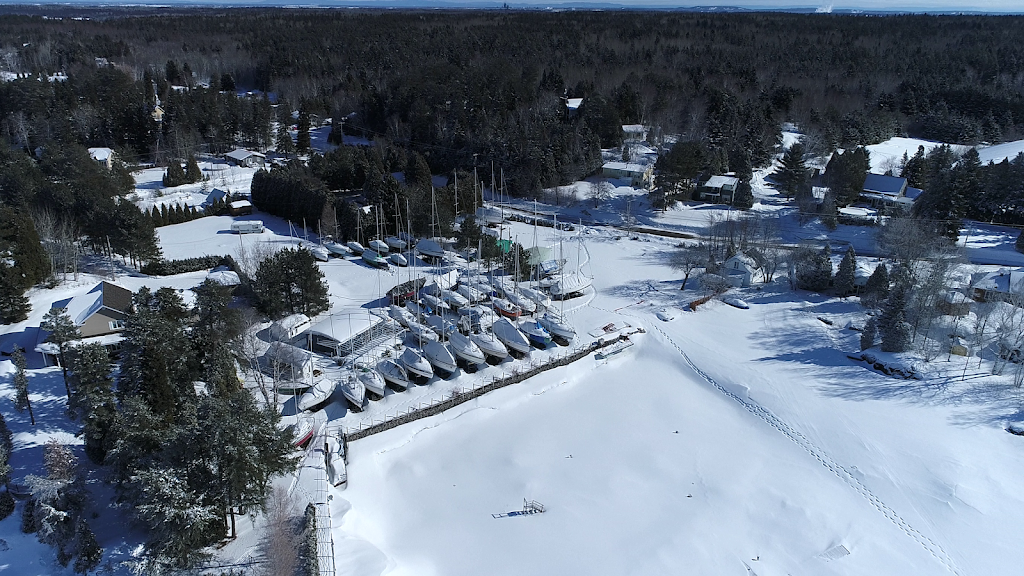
270,313,311,342
722,252,755,288
225,148,266,168
205,188,228,206
938,291,972,317
229,200,253,216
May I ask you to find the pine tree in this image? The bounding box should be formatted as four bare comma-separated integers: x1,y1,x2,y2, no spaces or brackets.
773,142,808,199
42,307,80,399
862,263,890,307
276,122,295,155
296,109,311,153
860,316,877,350
0,411,13,520
12,346,34,426
185,155,202,184
162,161,187,187
69,343,117,464
73,519,103,573
0,261,30,323
834,245,856,297
732,179,754,209
879,284,912,352
254,247,329,317
1017,230,1024,254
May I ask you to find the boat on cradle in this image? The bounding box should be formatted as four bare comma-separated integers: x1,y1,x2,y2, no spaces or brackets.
538,311,575,342
296,379,337,412
277,380,312,395
503,289,537,315
308,243,330,262
519,319,552,347
399,347,434,381
421,294,451,313
466,279,497,298
520,286,552,309
325,434,347,487
423,340,458,376
290,417,316,447
369,239,390,254
386,236,408,251
456,284,486,303
440,289,470,309
426,314,457,339
596,336,634,359
377,358,411,391
389,304,415,327
324,239,349,256
389,252,408,267
416,238,445,259
346,241,365,255
471,330,509,362
449,330,486,366
458,305,495,333
361,249,389,268
492,298,522,320
406,321,440,344
354,364,387,400
339,373,367,411
549,272,592,299
406,299,433,317
388,277,427,305
492,317,531,356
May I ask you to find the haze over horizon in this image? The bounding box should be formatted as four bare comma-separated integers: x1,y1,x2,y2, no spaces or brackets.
0,0,1019,14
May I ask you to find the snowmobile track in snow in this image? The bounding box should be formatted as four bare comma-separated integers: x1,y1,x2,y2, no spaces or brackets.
608,305,963,576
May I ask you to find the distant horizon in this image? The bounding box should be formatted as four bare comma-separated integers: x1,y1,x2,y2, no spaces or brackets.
0,1,1020,16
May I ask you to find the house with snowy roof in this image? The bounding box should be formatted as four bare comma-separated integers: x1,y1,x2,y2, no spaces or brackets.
698,175,740,203
602,161,654,188
225,148,266,168
970,268,1024,302
36,281,134,364
722,252,755,288
88,147,114,170
622,124,649,143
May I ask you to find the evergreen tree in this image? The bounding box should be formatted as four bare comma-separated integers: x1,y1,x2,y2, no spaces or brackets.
900,146,928,189
276,122,295,156
794,243,832,292
254,247,330,318
185,155,202,184
1017,229,1024,254
296,110,311,153
69,343,117,465
862,262,890,308
405,151,432,190
0,262,31,323
42,307,80,399
820,191,838,230
824,146,870,206
191,280,242,397
162,161,187,187
879,284,912,352
834,245,857,297
732,179,754,209
12,346,34,426
773,142,808,199
73,519,102,574
0,412,13,519
860,316,877,350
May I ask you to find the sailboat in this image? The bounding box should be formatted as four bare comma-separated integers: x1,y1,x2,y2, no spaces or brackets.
389,252,408,267
492,297,522,320
425,314,456,339
369,239,389,254
520,286,551,310
324,238,348,257
339,373,367,412
549,236,593,299
406,320,440,344
291,417,316,447
377,358,411,391
471,330,508,363
389,304,415,327
354,363,386,400
492,317,531,356
348,207,366,255
361,248,389,268
421,293,450,314
325,434,347,488
538,310,575,343
296,378,337,412
439,288,470,310
519,318,552,347
399,346,433,381
423,340,458,377
449,329,486,366
456,283,486,303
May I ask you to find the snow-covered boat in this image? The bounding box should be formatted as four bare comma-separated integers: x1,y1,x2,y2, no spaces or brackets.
520,286,552,309
538,311,575,341
549,272,592,299
416,238,445,259
421,294,451,313
423,341,458,376
308,244,330,262
377,358,411,391
425,314,457,339
339,373,367,411
492,318,531,355
456,284,486,303
466,279,498,298
492,298,521,320
389,304,415,327
406,299,433,317
389,252,408,267
325,434,347,487
504,289,537,315
399,347,433,380
354,364,386,400
471,330,508,362
386,236,408,251
457,305,495,333
361,249,389,268
406,321,440,344
347,240,365,255
449,330,486,366
297,379,337,412
369,239,390,254
723,297,750,309
440,289,470,309
290,418,316,447
519,319,552,347
324,239,349,256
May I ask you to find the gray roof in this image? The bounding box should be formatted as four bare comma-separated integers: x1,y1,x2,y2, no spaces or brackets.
863,174,907,196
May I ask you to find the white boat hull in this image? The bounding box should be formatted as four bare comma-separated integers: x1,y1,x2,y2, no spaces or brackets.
355,365,387,399
520,286,552,309
309,245,330,262
389,252,408,266
407,321,440,344
456,284,486,303
493,298,521,320
440,289,470,309
423,341,458,376
471,331,508,361
550,272,592,299
297,379,337,412
505,290,537,314
361,249,388,268
324,241,348,256
390,304,415,327
378,359,411,391
519,319,552,347
369,239,390,254
426,314,456,339
449,330,486,365
347,241,365,255
492,318,531,355
416,239,445,259
325,435,347,487
386,236,408,251
539,311,575,341
399,347,433,380
339,376,366,411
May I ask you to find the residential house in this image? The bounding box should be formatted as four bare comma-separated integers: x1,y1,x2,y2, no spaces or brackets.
225,148,266,168
970,269,1024,302
938,291,972,317
88,147,114,170
205,188,228,207
151,105,164,123
37,281,134,365
698,175,740,203
721,252,755,288
563,97,584,117
270,313,312,342
861,173,923,208
622,124,649,143
602,162,654,188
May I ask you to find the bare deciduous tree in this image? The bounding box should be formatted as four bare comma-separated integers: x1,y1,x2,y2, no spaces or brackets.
669,243,704,290
260,487,299,576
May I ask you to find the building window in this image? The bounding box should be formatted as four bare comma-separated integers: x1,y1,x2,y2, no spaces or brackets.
109,319,126,331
